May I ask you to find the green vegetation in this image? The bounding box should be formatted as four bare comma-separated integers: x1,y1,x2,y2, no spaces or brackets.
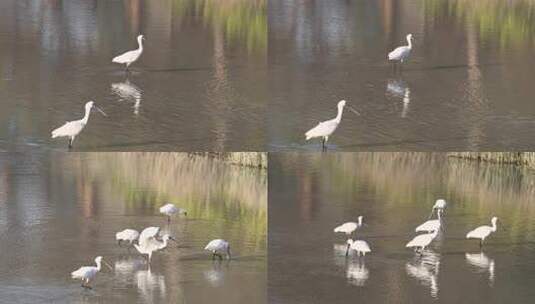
173,0,267,55
425,0,535,51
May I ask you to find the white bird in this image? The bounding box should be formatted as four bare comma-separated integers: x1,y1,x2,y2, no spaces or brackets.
416,209,443,233
334,216,364,236
305,100,359,150
159,203,187,223
134,227,177,263
51,101,107,149
71,256,112,289
204,239,231,260
346,239,371,257
428,199,447,219
466,217,499,247
406,230,439,254
388,34,413,69
113,34,145,72
116,229,140,246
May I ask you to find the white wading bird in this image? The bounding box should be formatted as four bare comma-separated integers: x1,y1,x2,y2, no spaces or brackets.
406,230,438,254
334,216,364,236
429,199,447,218
51,101,107,149
466,217,499,247
416,209,443,233
388,34,413,70
71,256,112,289
346,239,371,257
112,34,145,72
116,229,140,246
205,239,231,260
134,227,177,263
159,203,187,223
305,100,360,151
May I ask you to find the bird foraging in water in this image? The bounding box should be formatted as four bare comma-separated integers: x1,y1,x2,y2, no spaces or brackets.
388,34,413,71
134,227,177,263
205,239,231,260
71,256,112,289
334,216,364,236
116,229,140,246
159,203,187,223
466,217,499,247
406,230,438,255
346,239,371,257
305,100,360,151
51,101,107,149
112,35,145,72
416,209,443,233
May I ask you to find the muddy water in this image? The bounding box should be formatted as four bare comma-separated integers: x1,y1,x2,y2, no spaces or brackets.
268,0,535,151
0,0,267,151
0,152,266,303
269,153,535,303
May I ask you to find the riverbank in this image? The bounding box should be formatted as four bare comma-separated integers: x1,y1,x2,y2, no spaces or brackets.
190,152,267,169
448,152,535,168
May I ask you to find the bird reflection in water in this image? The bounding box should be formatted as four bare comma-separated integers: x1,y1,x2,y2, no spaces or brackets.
136,266,167,302
465,252,495,286
406,250,440,298
333,244,369,286
386,79,411,118
204,260,230,287
111,79,142,115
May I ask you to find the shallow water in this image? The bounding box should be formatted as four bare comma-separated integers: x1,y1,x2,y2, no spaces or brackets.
0,152,266,303
268,0,535,151
0,0,267,151
269,153,535,303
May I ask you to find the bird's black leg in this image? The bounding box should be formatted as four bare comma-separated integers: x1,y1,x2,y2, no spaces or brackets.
322,138,326,152
479,240,482,248
167,216,171,223
68,138,73,150
345,243,350,257
212,253,216,260
218,254,223,261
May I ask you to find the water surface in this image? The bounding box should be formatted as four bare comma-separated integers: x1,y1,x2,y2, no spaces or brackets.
269,153,535,303
0,152,267,303
268,0,535,150
0,0,266,151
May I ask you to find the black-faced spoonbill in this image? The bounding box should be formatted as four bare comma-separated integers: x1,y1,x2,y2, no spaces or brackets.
113,34,145,72
305,100,360,151
346,239,371,257
134,227,177,264
416,209,443,233
116,229,140,246
159,203,187,223
205,239,231,260
334,216,364,236
406,230,439,255
51,101,107,149
388,34,413,70
466,217,499,247
71,256,112,289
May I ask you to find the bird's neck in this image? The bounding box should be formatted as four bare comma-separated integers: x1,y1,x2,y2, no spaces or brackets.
82,107,91,124
491,221,497,231
407,37,412,49
137,39,144,52
96,261,102,271
335,106,344,123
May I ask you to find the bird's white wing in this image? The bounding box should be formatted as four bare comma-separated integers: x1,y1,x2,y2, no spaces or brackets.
466,226,490,239
139,227,160,243
305,119,338,140
388,46,408,60
51,120,85,138
113,50,140,64
71,266,95,278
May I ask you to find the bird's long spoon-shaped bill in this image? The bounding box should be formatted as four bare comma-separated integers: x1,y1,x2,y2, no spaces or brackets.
347,105,361,116
103,261,114,271
94,106,107,117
